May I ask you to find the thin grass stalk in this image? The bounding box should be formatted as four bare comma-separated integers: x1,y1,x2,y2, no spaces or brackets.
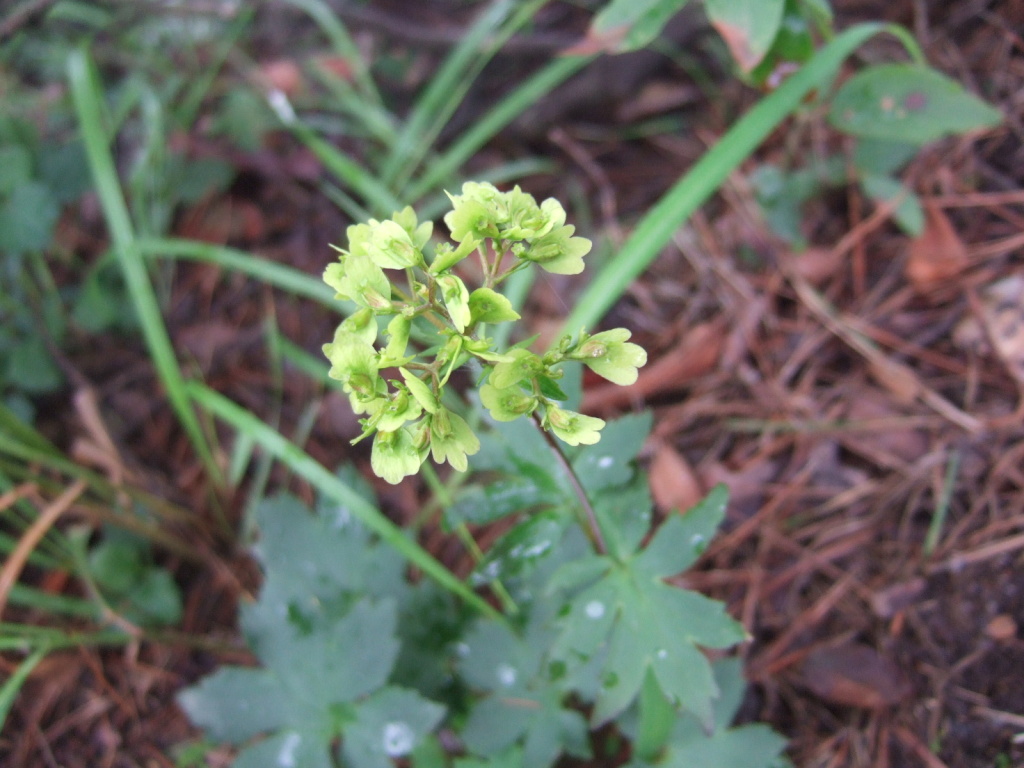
561,23,895,334
286,117,405,214
0,645,48,731
134,238,342,308
378,0,521,189
187,382,504,622
67,48,224,488
406,54,591,202
282,0,384,107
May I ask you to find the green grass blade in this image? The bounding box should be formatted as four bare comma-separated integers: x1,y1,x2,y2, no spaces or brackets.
0,402,60,456
177,7,256,130
187,382,503,621
67,48,224,488
135,237,344,310
0,624,132,652
382,0,553,192
281,0,383,106
0,645,49,731
406,53,591,202
924,449,961,557
7,583,102,620
285,116,404,215
561,23,887,334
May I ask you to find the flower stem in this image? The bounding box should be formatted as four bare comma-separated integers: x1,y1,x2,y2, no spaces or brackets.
532,413,607,555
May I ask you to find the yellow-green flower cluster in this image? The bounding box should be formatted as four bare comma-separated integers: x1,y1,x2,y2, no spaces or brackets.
322,184,646,484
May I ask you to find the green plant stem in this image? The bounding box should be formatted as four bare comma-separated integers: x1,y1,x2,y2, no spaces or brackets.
67,48,225,490
532,414,606,555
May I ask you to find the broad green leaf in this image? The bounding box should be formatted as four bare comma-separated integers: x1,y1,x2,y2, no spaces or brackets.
444,475,553,529
88,536,145,594
392,583,467,698
660,724,789,768
459,619,590,768
634,484,729,578
634,667,676,761
705,0,786,72
250,493,405,604
829,64,1002,144
461,696,535,758
582,0,691,54
852,137,918,176
178,667,290,744
5,334,62,393
860,173,924,236
546,554,613,595
344,687,446,768
233,728,334,768
0,180,59,254
592,471,653,560
37,140,92,203
278,599,400,702
460,619,541,695
548,575,620,661
181,598,426,766
0,144,32,195
471,510,568,588
455,747,525,768
125,568,183,626
552,523,745,727
572,411,652,492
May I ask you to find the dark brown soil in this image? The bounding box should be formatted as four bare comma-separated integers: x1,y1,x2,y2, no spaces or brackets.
2,1,1022,766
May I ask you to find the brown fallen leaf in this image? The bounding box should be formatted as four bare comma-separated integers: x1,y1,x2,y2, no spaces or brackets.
846,390,928,463
800,642,912,709
699,455,777,520
972,274,1024,385
905,204,968,290
648,441,703,514
870,578,927,619
789,247,846,286
561,25,629,56
985,614,1017,642
259,59,304,97
710,20,761,73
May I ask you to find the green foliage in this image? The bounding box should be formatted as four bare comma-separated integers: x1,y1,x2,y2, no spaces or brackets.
575,1,999,246
828,64,1002,144
180,409,778,768
9,1,997,765
178,495,446,768
0,118,88,412
86,528,183,627
321,184,647,485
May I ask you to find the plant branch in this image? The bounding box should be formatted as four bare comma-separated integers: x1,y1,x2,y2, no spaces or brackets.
532,414,607,555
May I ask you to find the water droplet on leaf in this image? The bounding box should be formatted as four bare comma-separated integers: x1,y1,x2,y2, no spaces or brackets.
496,663,517,687
382,722,414,757
585,600,606,619
277,731,302,768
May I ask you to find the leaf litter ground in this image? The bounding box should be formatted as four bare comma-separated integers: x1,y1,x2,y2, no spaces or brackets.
3,1,1023,767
